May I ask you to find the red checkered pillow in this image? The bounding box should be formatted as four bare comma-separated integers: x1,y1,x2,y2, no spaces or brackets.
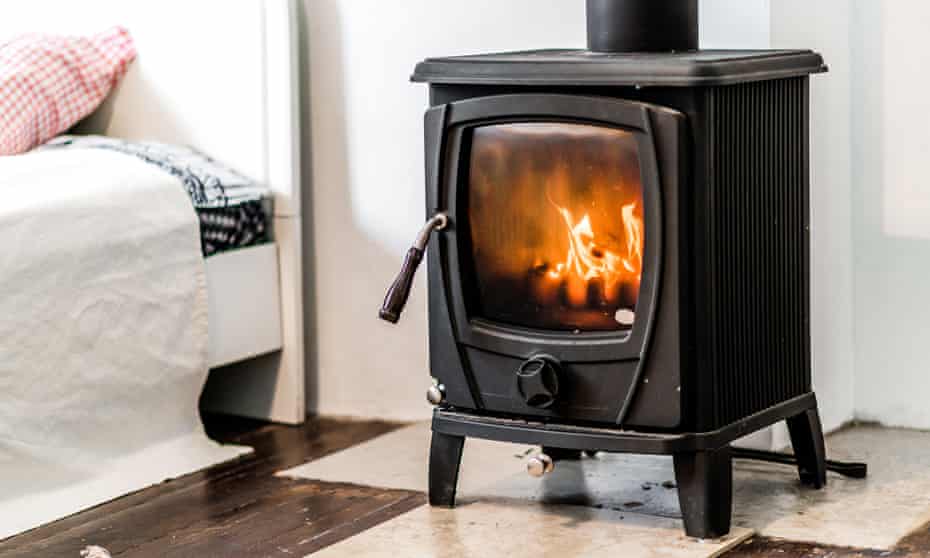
0,27,136,155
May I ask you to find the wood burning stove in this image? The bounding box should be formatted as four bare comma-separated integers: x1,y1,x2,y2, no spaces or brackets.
379,0,859,539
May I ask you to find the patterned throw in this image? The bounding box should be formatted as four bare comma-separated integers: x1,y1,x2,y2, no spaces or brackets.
45,135,272,256
0,27,136,155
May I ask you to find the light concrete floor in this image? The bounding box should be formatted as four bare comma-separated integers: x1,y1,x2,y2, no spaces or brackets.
280,423,930,556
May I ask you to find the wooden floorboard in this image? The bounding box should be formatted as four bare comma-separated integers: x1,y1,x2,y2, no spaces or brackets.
250,484,425,557
0,415,410,558
723,524,930,558
724,538,892,557
897,523,930,555
120,481,423,558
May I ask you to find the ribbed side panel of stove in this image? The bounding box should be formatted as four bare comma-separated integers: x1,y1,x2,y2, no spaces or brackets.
704,77,812,428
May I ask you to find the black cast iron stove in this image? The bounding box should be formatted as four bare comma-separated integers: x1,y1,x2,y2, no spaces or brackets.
380,0,861,539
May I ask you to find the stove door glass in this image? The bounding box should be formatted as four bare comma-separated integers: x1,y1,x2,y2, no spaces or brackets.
467,122,644,332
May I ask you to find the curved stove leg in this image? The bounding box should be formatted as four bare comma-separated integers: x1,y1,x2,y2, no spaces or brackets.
787,405,828,489
429,430,464,507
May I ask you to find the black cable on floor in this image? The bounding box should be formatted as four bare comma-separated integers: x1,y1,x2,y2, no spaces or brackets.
731,447,868,479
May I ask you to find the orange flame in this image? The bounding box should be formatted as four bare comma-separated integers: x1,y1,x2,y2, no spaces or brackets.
545,198,643,306
621,202,642,273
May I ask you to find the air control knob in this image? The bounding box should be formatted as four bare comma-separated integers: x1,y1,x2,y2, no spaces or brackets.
516,356,561,409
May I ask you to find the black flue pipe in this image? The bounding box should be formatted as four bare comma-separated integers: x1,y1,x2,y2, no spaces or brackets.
586,0,699,53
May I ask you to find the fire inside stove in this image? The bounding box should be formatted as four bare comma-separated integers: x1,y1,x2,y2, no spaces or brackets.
467,122,644,332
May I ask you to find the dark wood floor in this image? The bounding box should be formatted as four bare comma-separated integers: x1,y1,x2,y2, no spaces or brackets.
726,529,930,558
0,414,422,558
5,416,930,558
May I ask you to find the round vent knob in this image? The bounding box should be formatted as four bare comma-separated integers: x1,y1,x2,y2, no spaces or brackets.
516,356,561,409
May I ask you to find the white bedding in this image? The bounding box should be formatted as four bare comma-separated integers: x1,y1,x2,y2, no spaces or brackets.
0,149,245,539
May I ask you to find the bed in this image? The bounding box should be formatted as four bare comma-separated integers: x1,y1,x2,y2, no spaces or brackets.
0,0,305,537
0,0,306,424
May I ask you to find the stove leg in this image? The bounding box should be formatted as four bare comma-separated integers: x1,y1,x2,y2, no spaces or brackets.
786,406,828,488
429,430,464,508
673,445,733,539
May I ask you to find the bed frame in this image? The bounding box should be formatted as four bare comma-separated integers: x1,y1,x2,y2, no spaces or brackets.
0,0,306,424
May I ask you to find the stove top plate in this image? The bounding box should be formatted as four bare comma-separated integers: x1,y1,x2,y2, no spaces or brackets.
412,49,826,87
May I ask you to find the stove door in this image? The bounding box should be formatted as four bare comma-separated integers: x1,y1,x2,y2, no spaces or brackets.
425,94,684,426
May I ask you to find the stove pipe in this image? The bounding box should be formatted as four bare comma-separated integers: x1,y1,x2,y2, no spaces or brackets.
586,0,699,53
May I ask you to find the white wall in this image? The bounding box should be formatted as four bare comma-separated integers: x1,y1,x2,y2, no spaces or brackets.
771,0,856,435
850,1,930,429
301,0,586,421
701,0,770,49
301,1,798,421
770,1,930,430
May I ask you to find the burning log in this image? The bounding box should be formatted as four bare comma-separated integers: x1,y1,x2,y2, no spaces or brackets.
587,276,608,307
618,280,639,310
564,274,588,308
529,262,559,304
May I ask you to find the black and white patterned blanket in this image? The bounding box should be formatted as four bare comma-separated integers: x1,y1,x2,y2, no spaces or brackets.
43,135,271,256
44,135,268,208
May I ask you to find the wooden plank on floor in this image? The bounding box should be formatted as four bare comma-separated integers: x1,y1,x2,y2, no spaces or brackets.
723,536,909,558
121,480,424,558
0,417,406,558
896,521,930,556
4,417,398,550
725,519,930,557
252,485,425,557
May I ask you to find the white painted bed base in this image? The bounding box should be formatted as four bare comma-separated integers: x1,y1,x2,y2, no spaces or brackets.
205,244,282,369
